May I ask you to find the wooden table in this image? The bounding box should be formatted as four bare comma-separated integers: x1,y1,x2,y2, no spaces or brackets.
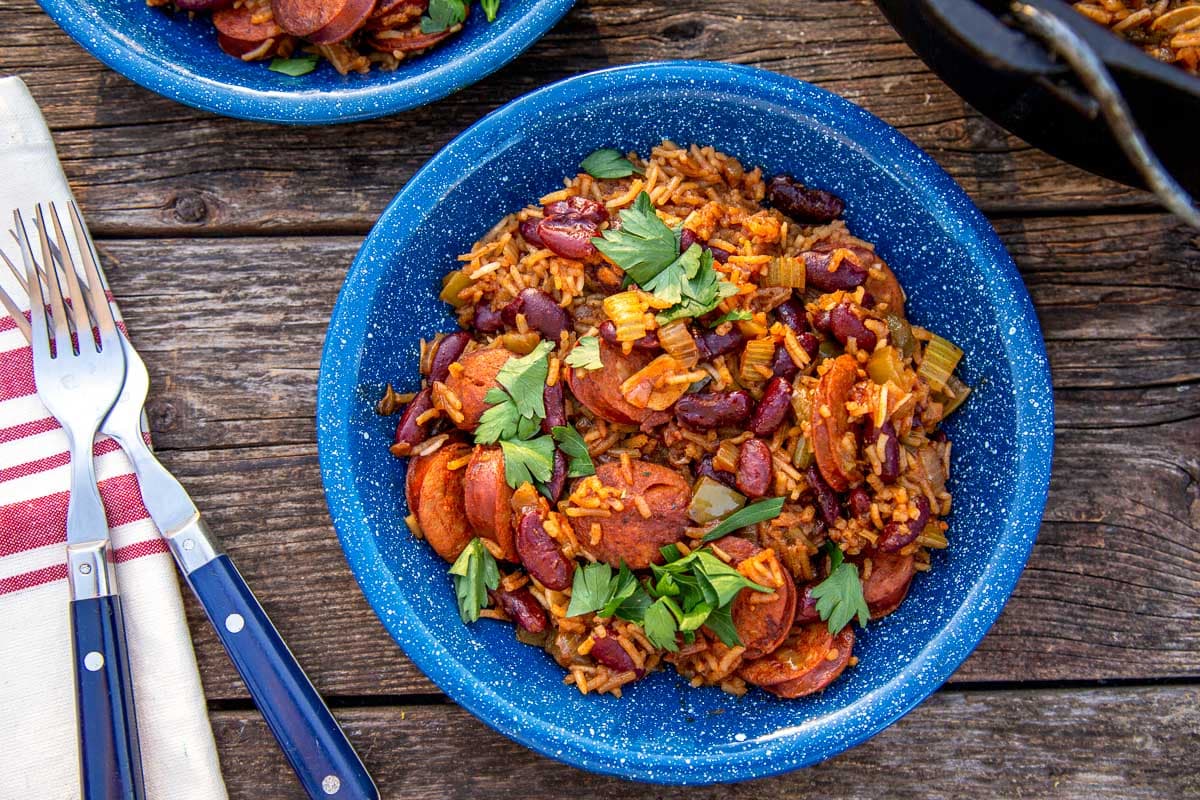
4,1,1198,796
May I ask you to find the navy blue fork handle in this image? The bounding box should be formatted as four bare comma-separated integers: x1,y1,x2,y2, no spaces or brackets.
185,554,378,800
71,594,146,800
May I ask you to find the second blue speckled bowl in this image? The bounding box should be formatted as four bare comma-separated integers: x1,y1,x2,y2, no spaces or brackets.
36,0,574,124
317,61,1054,784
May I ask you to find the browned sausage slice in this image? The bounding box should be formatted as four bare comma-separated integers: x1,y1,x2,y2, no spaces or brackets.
863,551,915,619
566,339,654,425
463,446,518,561
708,536,797,660
443,347,514,432
306,0,376,44
271,0,371,37
738,621,854,697
404,444,440,517
571,461,690,569
213,5,286,57
367,24,455,53
865,257,906,318
413,442,474,562
762,625,854,698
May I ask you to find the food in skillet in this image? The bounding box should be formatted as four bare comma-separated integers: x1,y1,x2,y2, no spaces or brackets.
382,142,968,698
148,0,497,75
1072,1,1200,75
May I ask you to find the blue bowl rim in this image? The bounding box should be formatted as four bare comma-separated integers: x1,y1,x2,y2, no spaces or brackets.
316,60,1054,784
34,0,576,125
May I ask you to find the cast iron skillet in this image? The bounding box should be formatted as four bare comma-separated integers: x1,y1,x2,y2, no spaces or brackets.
875,0,1200,200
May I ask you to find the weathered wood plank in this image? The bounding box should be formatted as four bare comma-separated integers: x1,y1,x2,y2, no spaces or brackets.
0,0,1154,236
211,686,1200,799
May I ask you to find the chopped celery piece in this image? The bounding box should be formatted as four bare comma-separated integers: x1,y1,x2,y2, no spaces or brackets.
886,314,915,358
867,346,905,386
689,476,746,524
439,270,474,308
917,333,962,392
940,374,972,417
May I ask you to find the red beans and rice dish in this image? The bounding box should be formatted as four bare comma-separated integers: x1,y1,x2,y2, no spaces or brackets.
384,142,968,699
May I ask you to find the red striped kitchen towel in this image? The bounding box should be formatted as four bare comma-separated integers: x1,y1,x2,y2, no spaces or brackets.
0,76,227,799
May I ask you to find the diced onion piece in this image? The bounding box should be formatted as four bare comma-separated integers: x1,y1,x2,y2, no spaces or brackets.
657,320,700,368
739,337,775,383
713,441,740,473
603,290,649,343
620,354,689,410
867,346,906,387
915,523,948,550
940,374,972,418
765,256,805,290
689,476,747,524
789,386,811,421
917,333,963,392
439,270,474,308
501,331,542,354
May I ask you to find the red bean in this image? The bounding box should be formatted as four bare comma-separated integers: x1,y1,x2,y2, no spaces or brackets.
878,495,931,553
541,380,566,434
515,508,574,590
675,390,753,430
429,331,471,383
473,302,504,333
848,487,872,518
768,175,845,223
811,308,832,332
490,588,548,634
797,331,819,360
544,196,608,225
502,288,571,341
519,218,545,247
771,347,798,381
794,585,820,624
868,419,900,484
806,466,840,527
695,454,738,489
679,228,733,263
694,328,746,361
393,387,433,451
803,247,868,292
545,448,567,501
589,630,644,676
598,320,660,351
828,304,877,352
775,298,807,335
736,438,773,498
750,376,793,436
531,197,609,260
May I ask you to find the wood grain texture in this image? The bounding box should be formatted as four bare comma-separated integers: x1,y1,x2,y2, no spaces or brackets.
211,686,1200,799
87,216,1200,699
0,0,1158,237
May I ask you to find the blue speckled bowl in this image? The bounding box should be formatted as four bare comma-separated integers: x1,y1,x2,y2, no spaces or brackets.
317,61,1054,784
36,0,574,124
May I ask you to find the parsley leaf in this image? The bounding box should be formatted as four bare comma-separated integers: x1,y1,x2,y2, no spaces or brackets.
564,335,603,371
702,603,741,648
481,0,500,22
268,55,319,76
643,597,680,651
475,389,521,444
565,561,613,617
700,496,786,542
592,192,681,286
494,340,554,419
421,0,467,33
551,425,595,478
580,148,643,179
811,542,870,633
689,551,771,606
709,309,753,327
449,538,500,623
499,435,555,487
599,563,649,619
655,248,739,324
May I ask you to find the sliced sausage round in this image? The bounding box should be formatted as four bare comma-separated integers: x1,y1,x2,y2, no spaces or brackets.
810,355,864,492
862,551,915,619
571,461,690,569
271,0,370,38
213,5,285,56
565,339,654,425
463,446,518,561
442,347,514,431
708,537,797,660
367,25,454,54
409,442,474,562
306,0,376,43
738,622,854,698
761,625,855,698
864,256,906,317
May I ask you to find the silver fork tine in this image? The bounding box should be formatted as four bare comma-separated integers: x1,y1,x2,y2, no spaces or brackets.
0,247,29,293
67,201,119,349
33,205,71,355
14,211,50,362
47,203,93,350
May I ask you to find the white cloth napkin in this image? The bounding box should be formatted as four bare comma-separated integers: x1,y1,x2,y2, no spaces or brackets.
0,76,228,800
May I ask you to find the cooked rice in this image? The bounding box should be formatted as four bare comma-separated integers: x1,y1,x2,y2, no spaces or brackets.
1073,1,1200,74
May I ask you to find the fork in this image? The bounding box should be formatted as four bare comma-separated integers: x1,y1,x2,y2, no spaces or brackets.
15,204,146,800
6,216,378,800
